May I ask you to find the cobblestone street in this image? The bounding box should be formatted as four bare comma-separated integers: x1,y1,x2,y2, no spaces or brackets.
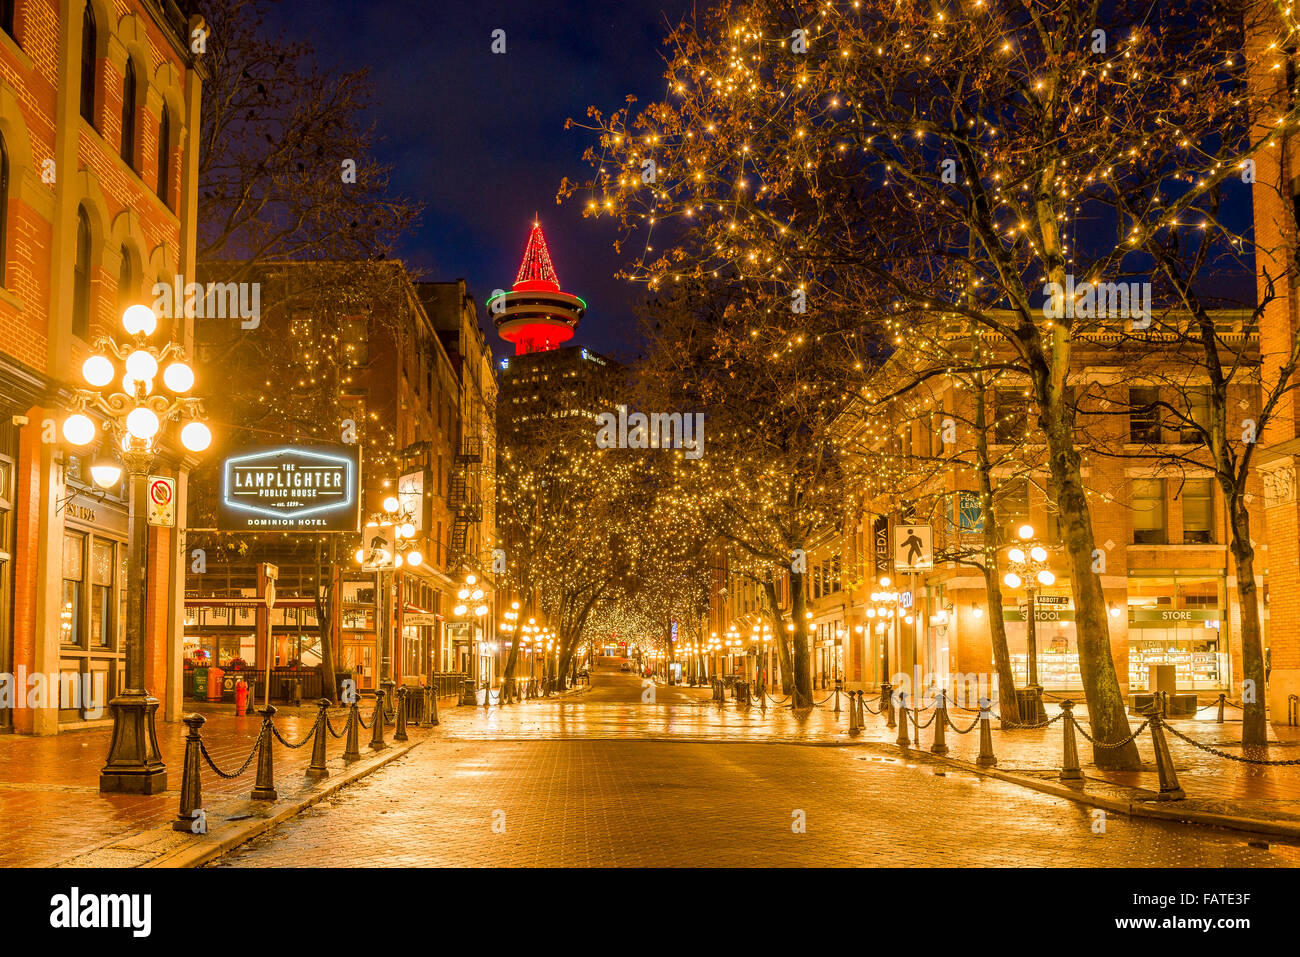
214,670,1300,867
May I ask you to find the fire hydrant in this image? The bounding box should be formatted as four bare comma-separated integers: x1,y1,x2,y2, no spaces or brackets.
234,677,249,716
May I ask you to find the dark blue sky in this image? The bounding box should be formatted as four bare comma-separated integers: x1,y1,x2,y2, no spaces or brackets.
271,0,693,362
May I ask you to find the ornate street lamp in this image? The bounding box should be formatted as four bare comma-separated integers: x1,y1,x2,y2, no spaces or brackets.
64,304,209,794
1003,524,1054,724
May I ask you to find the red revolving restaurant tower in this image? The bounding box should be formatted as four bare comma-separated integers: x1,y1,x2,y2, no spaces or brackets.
490,219,586,355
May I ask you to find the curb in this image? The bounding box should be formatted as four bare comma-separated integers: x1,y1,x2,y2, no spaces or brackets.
870,738,1300,843
127,737,423,868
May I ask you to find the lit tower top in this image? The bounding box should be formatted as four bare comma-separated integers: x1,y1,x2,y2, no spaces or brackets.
490,218,587,355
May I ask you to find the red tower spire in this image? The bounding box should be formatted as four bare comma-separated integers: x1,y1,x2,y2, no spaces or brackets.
514,219,561,292
492,217,586,356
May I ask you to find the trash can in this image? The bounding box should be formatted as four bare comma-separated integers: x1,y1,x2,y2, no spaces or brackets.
206,667,225,703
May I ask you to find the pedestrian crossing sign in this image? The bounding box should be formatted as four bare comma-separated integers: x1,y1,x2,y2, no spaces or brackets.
894,524,933,570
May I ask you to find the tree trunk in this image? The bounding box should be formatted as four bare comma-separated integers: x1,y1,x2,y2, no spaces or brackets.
790,569,812,707
973,376,1021,723
1039,396,1139,769
1227,497,1268,746
762,576,795,694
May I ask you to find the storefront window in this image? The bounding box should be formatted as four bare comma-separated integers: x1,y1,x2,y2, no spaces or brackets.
91,540,114,648
1128,574,1226,690
61,531,84,646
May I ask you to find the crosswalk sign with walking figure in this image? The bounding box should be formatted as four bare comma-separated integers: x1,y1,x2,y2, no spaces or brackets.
894,524,933,570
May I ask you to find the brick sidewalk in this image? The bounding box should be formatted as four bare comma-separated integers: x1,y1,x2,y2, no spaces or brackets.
0,697,449,867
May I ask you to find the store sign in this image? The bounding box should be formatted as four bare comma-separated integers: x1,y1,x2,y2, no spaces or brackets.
397,469,426,532
873,516,890,575
1130,608,1221,625
1004,607,1077,622
957,492,983,533
218,445,360,531
405,613,438,626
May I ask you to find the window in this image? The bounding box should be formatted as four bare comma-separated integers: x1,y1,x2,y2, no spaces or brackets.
1132,479,1166,544
156,103,171,206
62,531,85,646
72,206,91,340
994,477,1030,540
117,245,133,310
341,317,369,365
1182,388,1210,445
0,130,8,288
1129,387,1162,444
1182,479,1215,544
80,3,96,126
994,388,1030,443
120,59,137,167
1,0,14,40
91,540,115,648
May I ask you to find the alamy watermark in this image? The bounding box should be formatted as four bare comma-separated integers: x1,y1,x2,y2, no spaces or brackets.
152,275,261,329
595,406,705,460
1042,275,1151,329
0,669,104,718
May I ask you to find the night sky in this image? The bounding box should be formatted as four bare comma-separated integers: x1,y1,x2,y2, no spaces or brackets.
268,0,694,363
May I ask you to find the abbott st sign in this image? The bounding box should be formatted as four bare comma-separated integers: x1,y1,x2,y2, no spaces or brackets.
218,445,361,531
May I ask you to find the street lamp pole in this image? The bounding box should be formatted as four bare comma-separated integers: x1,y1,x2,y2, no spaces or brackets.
1003,524,1053,725
63,305,211,794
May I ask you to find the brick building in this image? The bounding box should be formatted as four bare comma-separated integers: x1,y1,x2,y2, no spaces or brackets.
0,0,203,734
182,262,499,699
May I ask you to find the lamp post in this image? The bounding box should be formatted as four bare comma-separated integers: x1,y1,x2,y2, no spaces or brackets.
453,571,489,690
65,304,210,794
869,577,901,686
353,495,422,704
1003,524,1053,724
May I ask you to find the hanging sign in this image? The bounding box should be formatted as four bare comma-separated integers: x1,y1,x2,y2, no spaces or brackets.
873,515,891,576
894,523,934,570
146,475,175,527
218,444,361,531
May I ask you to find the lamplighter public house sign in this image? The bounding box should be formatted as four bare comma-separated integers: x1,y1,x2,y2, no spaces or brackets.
218,445,361,531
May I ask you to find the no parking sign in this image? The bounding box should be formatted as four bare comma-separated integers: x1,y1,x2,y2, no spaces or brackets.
146,475,175,527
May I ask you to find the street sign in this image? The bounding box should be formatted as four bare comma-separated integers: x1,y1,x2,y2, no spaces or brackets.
145,475,175,527
359,525,397,570
900,590,914,610
264,581,277,610
263,562,279,581
894,523,933,570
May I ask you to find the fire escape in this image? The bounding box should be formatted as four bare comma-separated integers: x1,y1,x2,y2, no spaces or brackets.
449,436,483,566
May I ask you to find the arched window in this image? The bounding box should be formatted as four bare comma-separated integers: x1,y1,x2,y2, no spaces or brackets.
72,207,91,340
117,245,133,310
120,59,136,167
0,132,8,289
156,103,170,207
79,3,96,126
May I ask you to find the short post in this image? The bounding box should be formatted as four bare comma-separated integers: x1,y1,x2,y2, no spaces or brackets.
930,690,949,755
833,679,842,715
369,690,388,751
1059,699,1083,782
1145,708,1186,801
343,699,361,761
896,691,911,747
855,690,865,728
1289,694,1298,727
883,681,896,730
1216,692,1225,724
381,677,397,725
758,684,767,714
482,684,491,709
251,706,278,801
173,713,206,832
848,691,860,735
394,687,409,742
306,699,330,780
429,686,440,726
976,697,997,768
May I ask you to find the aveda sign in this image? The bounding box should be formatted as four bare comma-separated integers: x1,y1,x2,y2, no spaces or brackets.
218,445,360,531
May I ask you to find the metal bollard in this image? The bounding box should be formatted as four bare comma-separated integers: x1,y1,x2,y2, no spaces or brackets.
369,690,388,751
930,690,949,755
896,692,911,747
307,699,330,780
855,690,865,729
173,713,206,832
833,682,841,714
1145,708,1186,800
482,684,491,709
252,706,278,801
430,686,440,725
1289,694,1298,727
758,684,767,714
1059,700,1083,782
976,697,996,767
883,681,896,730
848,691,861,735
394,687,409,742
1217,692,1226,724
343,698,362,761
